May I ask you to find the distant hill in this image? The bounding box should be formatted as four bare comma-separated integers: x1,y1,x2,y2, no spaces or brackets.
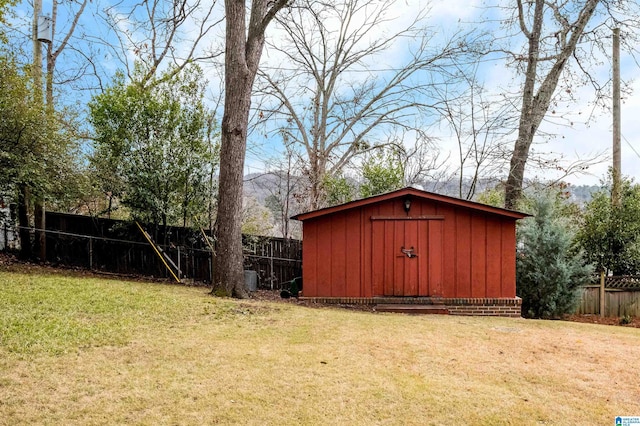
567,184,602,205
243,173,602,208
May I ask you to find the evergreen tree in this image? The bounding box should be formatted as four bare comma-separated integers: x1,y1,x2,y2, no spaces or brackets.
517,194,593,318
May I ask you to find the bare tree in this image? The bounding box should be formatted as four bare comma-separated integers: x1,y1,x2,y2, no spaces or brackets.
500,0,640,208
1,0,106,98
213,0,288,298
6,0,89,261
45,0,88,108
27,0,85,261
434,60,607,202
256,0,479,209
396,131,450,191
95,0,224,89
251,145,304,239
434,66,516,200
36,0,89,261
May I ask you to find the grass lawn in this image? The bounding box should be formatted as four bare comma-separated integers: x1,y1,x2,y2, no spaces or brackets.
1,268,639,425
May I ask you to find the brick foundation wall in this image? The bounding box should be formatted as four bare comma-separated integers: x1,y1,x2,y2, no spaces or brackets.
446,305,522,317
298,296,522,318
445,297,522,317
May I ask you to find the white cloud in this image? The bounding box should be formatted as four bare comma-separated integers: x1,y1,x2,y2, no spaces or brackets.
429,0,484,22
236,1,640,190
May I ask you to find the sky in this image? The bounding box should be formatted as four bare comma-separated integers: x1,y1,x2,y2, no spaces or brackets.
8,0,640,189
247,0,640,188
425,0,640,187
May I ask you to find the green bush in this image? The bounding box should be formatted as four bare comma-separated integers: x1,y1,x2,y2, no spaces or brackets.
619,315,633,325
576,175,640,275
516,194,593,319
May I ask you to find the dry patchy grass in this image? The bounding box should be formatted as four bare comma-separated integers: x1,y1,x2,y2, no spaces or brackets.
1,269,639,425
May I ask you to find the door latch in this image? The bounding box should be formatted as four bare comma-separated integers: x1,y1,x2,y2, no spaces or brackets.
400,246,416,258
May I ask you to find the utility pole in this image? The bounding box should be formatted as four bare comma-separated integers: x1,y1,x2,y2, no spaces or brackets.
32,0,46,262
612,27,621,207
603,27,622,318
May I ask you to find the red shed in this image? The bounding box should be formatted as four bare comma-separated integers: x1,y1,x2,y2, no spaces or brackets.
291,187,529,316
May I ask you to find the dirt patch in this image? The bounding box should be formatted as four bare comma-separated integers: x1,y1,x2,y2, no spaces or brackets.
563,313,640,328
249,289,376,312
252,290,640,323
0,252,187,285
253,289,640,325
0,252,80,277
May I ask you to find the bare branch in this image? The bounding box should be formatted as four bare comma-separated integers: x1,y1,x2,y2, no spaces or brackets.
95,0,224,90
256,0,483,208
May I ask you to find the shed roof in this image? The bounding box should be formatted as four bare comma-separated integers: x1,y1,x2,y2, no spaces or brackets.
291,187,530,221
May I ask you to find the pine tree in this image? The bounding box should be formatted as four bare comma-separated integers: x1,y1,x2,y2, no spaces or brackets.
517,194,593,318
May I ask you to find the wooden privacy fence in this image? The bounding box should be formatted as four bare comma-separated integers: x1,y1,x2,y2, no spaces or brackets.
575,276,640,317
41,212,302,287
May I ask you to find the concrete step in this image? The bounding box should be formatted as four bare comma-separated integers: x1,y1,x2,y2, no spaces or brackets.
375,304,449,315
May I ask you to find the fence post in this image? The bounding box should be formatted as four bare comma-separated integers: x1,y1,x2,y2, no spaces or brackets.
599,270,605,317
89,237,93,270
270,253,274,290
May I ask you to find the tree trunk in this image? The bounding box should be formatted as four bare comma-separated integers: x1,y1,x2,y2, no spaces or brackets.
45,0,56,112
46,52,54,114
504,0,599,209
107,194,112,219
213,121,248,297
308,151,324,210
34,200,46,262
214,0,286,298
212,0,252,298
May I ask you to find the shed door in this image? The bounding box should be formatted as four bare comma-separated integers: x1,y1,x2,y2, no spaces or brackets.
371,218,443,297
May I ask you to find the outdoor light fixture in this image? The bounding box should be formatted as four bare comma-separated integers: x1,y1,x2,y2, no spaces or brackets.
403,196,411,214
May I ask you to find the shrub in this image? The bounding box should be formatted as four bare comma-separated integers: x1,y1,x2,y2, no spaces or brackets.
619,315,633,325
517,194,594,318
576,175,640,275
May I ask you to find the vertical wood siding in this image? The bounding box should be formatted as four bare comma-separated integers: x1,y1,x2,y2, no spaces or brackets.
301,196,518,298
485,218,503,298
